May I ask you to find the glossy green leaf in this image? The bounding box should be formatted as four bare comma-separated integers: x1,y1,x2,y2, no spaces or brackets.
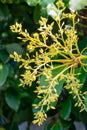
40,66,66,96
40,76,65,96
52,64,68,78
61,99,72,120
55,78,65,95
5,89,20,112
79,36,87,51
51,123,63,130
52,65,67,95
61,120,71,130
75,67,87,84
40,75,49,86
0,64,9,87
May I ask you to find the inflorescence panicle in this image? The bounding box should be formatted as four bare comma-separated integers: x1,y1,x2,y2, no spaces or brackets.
10,0,87,126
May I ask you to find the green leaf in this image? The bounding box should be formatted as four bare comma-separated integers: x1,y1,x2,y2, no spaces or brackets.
6,43,23,55
5,122,19,130
84,95,87,112
40,76,49,86
14,108,33,123
0,4,10,20
52,64,68,78
51,123,63,130
34,4,41,23
5,89,20,112
62,0,69,8
32,98,42,113
61,98,72,120
79,36,87,51
55,78,65,95
0,0,13,4
44,122,54,130
52,65,67,95
75,67,87,84
39,0,56,17
40,0,55,7
47,3,60,19
69,0,87,10
40,6,48,18
0,49,9,63
25,0,40,6
0,64,9,87
61,120,71,130
45,120,71,130
40,66,66,96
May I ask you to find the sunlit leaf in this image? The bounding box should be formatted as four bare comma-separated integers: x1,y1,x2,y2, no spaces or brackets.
69,0,87,11
25,0,40,6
